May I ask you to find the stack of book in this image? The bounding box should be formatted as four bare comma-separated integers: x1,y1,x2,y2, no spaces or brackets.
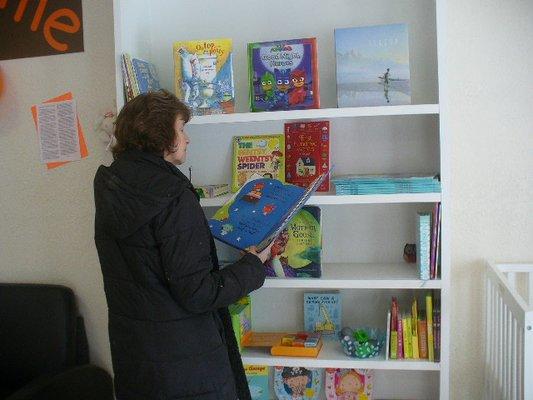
121,53,161,102
331,174,441,195
386,294,440,362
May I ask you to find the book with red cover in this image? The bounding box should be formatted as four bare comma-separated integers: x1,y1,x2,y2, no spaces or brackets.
284,121,330,192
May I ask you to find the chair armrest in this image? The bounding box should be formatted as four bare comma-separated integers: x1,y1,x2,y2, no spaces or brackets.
6,364,113,400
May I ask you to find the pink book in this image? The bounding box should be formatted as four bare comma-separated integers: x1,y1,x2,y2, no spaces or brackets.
397,311,404,359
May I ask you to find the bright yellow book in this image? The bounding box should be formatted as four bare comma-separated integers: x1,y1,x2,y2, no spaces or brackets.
402,317,413,359
232,134,285,192
173,38,234,116
390,331,398,359
426,293,435,362
411,298,420,359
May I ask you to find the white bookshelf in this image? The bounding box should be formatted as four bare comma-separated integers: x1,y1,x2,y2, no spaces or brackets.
188,104,439,125
113,1,449,398
242,340,441,371
201,192,441,207
262,263,441,290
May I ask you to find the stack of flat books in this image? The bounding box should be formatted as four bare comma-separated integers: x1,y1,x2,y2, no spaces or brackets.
331,174,440,195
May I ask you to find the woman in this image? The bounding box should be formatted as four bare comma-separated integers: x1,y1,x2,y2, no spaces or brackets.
94,90,272,400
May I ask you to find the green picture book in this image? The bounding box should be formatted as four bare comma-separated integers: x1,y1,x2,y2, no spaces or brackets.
232,134,285,192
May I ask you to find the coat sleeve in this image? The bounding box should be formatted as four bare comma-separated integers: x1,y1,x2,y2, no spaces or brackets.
153,189,266,314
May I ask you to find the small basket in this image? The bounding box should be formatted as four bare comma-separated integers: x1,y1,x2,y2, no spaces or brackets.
338,327,384,359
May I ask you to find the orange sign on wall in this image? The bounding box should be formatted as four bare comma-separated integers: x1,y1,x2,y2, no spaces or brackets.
0,0,84,60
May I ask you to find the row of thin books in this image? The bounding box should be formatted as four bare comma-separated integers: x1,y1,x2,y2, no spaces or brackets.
331,174,441,195
386,294,441,362
121,54,162,102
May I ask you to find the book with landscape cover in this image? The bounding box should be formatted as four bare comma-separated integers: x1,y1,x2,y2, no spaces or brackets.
264,206,322,278
232,134,285,192
248,37,319,112
285,121,330,192
335,23,411,107
208,172,328,252
173,38,234,115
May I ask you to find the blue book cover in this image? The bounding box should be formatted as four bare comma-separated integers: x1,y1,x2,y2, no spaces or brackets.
304,292,342,340
273,366,322,400
244,365,269,400
248,38,320,112
335,23,411,107
209,173,327,251
130,58,161,94
417,212,431,280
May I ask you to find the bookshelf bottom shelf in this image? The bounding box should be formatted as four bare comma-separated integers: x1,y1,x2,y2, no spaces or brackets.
240,340,440,371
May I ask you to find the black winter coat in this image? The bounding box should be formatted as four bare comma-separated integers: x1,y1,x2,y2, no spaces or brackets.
94,149,266,400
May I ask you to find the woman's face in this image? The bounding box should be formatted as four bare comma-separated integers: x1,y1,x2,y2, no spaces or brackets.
164,117,189,165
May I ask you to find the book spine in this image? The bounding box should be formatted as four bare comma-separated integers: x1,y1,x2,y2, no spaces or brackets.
386,310,391,360
434,203,442,279
417,213,431,280
430,203,438,279
397,312,404,359
426,294,435,362
418,317,428,359
434,298,441,362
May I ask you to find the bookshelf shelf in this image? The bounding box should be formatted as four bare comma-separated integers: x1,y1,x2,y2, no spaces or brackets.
201,192,441,208
262,263,441,289
114,0,449,397
188,104,440,125
241,340,440,371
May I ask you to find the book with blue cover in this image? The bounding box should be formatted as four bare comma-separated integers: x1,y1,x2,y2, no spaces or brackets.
416,212,431,280
130,57,162,94
304,292,342,340
332,174,440,195
209,172,328,252
335,23,411,107
248,38,320,112
244,365,269,400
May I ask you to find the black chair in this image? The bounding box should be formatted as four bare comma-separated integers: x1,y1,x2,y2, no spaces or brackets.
0,284,114,400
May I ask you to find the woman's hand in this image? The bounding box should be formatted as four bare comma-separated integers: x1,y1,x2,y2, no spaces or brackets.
245,240,275,264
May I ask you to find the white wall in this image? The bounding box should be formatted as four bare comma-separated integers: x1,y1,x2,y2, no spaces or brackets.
0,0,532,398
447,0,533,398
0,0,116,371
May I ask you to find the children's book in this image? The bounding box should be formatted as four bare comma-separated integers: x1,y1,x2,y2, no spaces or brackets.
285,121,330,192
209,172,328,252
248,38,319,112
229,296,252,352
232,134,285,192
244,365,270,400
173,38,234,115
325,368,374,400
335,24,411,107
304,292,341,340
273,366,322,400
426,293,435,362
130,57,161,95
417,212,431,280
264,206,322,278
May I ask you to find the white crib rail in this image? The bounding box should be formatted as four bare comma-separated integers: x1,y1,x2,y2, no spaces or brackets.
484,262,533,400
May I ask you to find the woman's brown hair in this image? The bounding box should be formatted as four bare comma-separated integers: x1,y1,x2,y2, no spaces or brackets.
111,89,191,158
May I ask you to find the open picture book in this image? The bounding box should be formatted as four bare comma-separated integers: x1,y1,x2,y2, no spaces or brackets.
208,171,329,252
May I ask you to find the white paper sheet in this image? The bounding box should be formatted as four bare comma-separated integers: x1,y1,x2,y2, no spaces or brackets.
36,100,81,163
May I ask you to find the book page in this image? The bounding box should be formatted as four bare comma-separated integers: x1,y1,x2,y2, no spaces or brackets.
36,100,81,163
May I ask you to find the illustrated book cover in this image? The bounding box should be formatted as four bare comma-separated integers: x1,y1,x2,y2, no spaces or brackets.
209,172,328,252
173,38,234,115
304,292,342,340
264,206,322,278
232,134,285,192
325,368,374,400
248,38,319,112
335,24,411,107
229,296,252,352
244,365,269,400
285,121,330,192
273,366,322,400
